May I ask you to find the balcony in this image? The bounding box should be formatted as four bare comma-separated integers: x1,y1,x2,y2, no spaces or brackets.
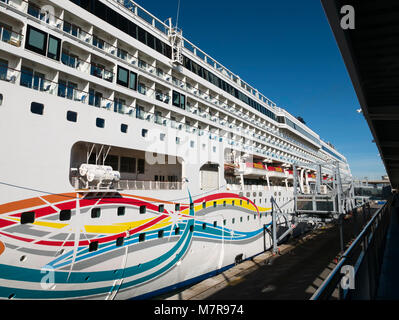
61,52,90,73
155,91,170,104
0,25,23,47
90,63,114,82
63,21,91,43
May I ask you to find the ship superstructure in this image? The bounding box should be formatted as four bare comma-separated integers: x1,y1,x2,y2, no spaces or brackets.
0,0,352,300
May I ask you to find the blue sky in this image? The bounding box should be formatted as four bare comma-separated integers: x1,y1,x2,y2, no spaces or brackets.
138,0,386,180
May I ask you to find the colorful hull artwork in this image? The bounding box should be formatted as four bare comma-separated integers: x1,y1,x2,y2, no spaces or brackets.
0,191,274,300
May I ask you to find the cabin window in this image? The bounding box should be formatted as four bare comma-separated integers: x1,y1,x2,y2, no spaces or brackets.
96,118,105,128
121,123,128,133
89,241,98,252
213,221,217,227
175,227,180,235
202,223,206,230
139,205,146,214
129,71,137,90
67,111,77,122
139,233,145,242
60,209,71,221
117,66,129,87
190,225,194,232
116,237,124,246
175,204,180,211
158,204,164,212
91,208,101,218
47,35,61,60
117,207,125,216
20,211,35,224
158,230,164,238
31,102,44,115
172,91,186,110
26,25,47,55
141,129,148,137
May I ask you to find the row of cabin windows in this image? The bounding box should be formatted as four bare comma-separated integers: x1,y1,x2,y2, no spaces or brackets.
88,211,268,252
20,200,268,224
67,0,277,126
19,204,156,225
29,102,129,133
182,55,277,122
20,208,266,226
25,25,139,94
69,0,172,59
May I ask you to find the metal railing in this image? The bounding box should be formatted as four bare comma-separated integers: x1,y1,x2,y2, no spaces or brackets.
70,176,182,190
310,201,392,300
0,25,23,47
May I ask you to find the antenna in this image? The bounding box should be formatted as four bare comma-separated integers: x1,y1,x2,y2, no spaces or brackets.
176,0,181,29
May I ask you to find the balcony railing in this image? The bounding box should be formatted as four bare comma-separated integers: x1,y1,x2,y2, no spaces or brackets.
0,25,23,47
61,52,90,73
70,176,182,190
0,0,325,161
90,64,114,82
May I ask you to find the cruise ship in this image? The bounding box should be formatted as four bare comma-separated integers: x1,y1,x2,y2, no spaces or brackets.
0,0,352,300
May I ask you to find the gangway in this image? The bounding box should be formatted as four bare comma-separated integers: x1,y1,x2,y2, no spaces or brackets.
271,161,356,254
